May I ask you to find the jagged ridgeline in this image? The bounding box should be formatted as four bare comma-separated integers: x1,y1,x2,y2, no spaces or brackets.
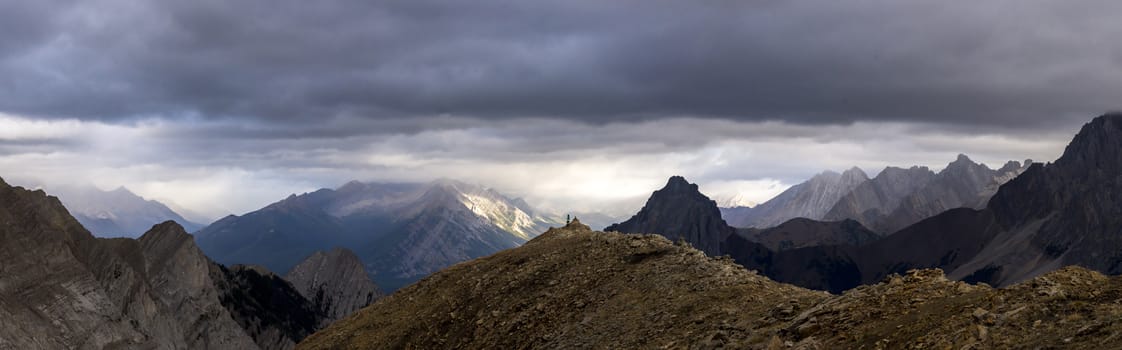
0,178,364,350
297,220,1122,349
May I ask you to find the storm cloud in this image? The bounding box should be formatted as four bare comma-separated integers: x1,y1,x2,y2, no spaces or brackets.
1,0,1119,126
0,0,1117,219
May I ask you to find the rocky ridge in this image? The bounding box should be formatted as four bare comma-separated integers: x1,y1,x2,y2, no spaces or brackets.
297,222,1122,349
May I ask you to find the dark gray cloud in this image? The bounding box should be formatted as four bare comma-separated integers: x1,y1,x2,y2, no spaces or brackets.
1,0,1119,128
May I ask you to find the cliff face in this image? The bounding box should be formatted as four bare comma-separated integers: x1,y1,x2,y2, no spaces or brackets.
285,248,384,321
297,223,1122,350
606,176,732,256
0,179,258,349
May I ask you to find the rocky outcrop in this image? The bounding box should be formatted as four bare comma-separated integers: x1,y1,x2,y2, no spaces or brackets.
285,248,383,321
735,217,880,251
606,176,732,256
722,167,869,228
297,223,1122,349
0,178,258,349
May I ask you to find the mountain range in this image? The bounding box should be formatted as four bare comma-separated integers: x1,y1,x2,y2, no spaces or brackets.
611,113,1122,294
195,179,563,292
722,167,869,229
47,185,204,238
722,155,1030,235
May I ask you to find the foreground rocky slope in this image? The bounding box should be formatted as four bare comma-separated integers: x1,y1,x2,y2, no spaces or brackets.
298,222,1122,349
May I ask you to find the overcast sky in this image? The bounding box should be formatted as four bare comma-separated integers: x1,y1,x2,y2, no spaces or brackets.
0,0,1117,221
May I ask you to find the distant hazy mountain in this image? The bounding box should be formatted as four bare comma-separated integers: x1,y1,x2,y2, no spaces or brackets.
0,178,324,349
196,179,564,292
722,167,869,229
876,155,1031,233
822,166,938,232
51,185,203,237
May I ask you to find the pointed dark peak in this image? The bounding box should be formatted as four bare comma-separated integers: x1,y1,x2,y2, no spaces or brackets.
1055,113,1122,171
662,176,699,193
606,176,729,256
0,176,8,188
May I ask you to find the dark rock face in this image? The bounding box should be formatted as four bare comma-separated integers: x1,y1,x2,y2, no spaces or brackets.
606,176,732,256
722,167,869,229
964,113,1122,285
285,248,384,321
0,179,259,349
214,264,328,350
736,217,880,251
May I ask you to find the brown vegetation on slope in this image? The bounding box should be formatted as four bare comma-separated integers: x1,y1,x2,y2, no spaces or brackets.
298,221,1122,349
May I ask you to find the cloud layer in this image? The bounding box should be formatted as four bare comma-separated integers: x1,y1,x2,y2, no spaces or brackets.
0,0,1117,220
2,0,1119,126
